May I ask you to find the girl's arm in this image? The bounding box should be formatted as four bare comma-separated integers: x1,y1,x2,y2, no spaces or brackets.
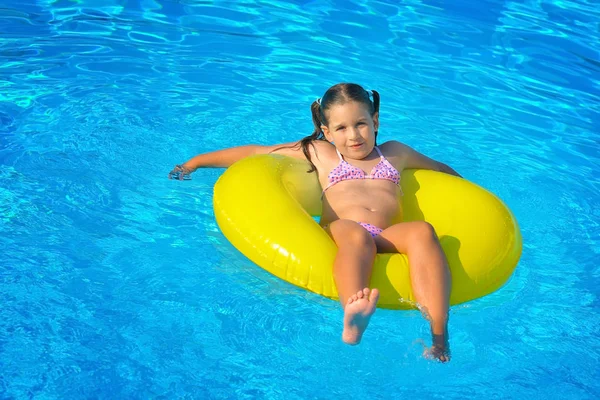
390,141,462,178
168,142,306,179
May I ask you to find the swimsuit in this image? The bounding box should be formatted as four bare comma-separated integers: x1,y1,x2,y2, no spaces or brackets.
356,222,384,238
322,146,401,237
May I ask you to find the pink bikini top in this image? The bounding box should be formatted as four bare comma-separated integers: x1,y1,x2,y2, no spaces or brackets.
322,146,402,194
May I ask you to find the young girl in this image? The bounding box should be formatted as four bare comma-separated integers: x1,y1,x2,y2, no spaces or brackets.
169,83,461,362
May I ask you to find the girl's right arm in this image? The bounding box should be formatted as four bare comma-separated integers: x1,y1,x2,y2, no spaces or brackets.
168,142,306,180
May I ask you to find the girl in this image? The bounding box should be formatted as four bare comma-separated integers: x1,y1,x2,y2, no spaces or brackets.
169,83,461,362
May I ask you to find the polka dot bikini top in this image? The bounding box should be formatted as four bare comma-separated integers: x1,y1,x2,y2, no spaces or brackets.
322,146,402,194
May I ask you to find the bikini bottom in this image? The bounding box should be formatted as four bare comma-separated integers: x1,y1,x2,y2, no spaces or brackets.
323,221,384,238
357,222,384,238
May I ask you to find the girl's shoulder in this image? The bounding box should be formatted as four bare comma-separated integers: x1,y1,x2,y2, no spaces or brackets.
310,139,336,153
378,140,412,169
268,139,337,164
378,140,409,157
379,140,444,172
308,140,338,165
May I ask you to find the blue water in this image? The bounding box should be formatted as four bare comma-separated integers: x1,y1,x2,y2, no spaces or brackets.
1,0,599,398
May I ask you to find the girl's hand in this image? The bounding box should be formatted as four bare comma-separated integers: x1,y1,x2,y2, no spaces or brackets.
168,164,192,180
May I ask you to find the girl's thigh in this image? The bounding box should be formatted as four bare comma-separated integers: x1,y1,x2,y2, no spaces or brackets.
325,219,376,250
374,221,437,254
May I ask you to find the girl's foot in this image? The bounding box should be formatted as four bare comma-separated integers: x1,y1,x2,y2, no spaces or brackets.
424,333,451,363
342,288,380,345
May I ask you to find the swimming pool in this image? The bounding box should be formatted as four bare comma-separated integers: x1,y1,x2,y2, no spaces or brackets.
1,0,599,398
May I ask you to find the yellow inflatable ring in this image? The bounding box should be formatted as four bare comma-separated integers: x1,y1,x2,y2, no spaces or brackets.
213,154,522,310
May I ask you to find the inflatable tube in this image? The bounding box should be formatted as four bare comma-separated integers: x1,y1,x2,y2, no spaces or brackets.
213,154,522,310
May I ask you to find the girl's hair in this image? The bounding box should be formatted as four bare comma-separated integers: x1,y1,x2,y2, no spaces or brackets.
300,83,380,173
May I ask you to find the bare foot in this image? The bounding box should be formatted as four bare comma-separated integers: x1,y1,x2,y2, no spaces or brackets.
342,288,380,345
423,333,451,363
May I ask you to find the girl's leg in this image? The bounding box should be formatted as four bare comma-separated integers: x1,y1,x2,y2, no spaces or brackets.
375,221,452,361
327,219,380,345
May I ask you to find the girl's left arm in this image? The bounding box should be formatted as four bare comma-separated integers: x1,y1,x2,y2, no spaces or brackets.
390,141,462,178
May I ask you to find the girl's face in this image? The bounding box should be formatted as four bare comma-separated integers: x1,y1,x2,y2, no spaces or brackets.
321,101,379,160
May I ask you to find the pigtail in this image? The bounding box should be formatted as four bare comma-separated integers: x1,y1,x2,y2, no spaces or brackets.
371,90,380,114
370,89,380,143
298,100,326,173
310,100,323,135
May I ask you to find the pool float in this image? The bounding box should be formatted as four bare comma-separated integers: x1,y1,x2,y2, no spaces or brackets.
213,154,522,309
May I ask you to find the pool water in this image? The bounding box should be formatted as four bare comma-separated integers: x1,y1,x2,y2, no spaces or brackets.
1,0,599,398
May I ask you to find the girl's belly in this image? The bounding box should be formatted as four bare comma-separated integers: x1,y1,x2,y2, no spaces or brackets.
320,182,402,228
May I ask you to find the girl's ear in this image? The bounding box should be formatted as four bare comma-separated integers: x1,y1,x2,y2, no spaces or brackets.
372,112,379,132
321,125,333,142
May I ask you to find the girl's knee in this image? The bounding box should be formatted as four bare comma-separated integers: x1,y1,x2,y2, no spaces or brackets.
410,221,438,245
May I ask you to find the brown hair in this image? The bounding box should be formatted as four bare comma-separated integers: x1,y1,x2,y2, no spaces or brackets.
300,83,380,172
